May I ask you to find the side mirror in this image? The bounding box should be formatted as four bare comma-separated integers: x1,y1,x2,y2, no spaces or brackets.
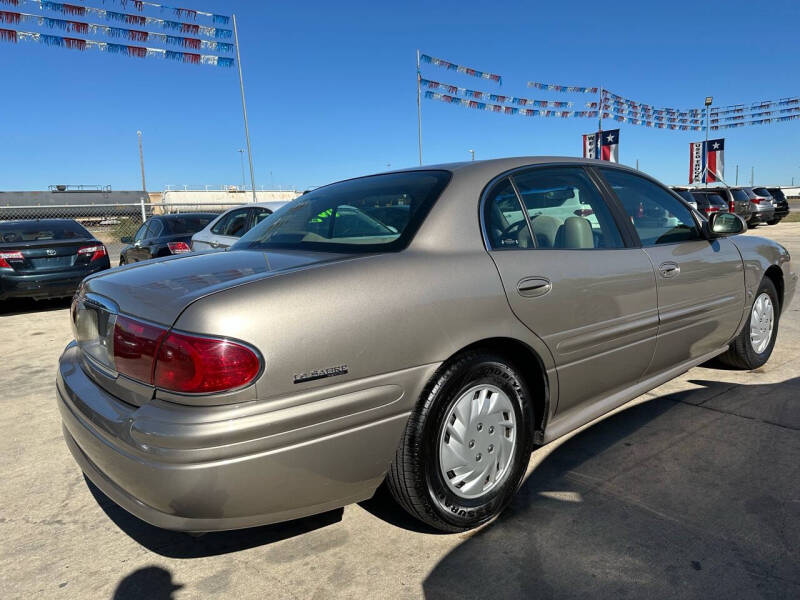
707,212,747,237
120,236,133,244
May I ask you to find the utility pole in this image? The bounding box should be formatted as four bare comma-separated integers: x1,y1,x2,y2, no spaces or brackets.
751,166,754,186
238,149,246,190
735,164,739,186
635,158,639,170
233,14,257,203
137,130,147,194
469,149,475,161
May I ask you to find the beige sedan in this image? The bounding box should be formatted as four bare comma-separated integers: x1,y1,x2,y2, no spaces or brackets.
58,158,796,533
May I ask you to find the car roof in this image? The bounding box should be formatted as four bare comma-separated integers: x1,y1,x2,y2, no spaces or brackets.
160,213,218,220
0,218,81,226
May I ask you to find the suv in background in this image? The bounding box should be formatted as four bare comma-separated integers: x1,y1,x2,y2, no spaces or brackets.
738,187,775,228
689,190,730,219
764,188,790,225
692,188,751,221
671,187,698,210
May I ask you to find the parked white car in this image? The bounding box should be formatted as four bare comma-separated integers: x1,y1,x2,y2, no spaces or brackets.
191,202,287,251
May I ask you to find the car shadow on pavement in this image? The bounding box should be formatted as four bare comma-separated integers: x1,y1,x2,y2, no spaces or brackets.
421,377,800,599
0,296,72,316
85,477,344,559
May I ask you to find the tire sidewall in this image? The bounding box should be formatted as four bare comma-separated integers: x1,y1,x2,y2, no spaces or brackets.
744,279,780,368
420,355,531,530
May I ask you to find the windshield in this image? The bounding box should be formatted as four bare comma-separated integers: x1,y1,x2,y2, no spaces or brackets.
234,171,452,253
0,220,91,244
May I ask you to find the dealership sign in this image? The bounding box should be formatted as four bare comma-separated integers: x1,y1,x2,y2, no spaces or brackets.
690,138,725,184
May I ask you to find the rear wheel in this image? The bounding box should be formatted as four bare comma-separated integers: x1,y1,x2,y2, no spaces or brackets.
767,219,780,225
718,277,779,370
387,352,533,532
119,256,126,266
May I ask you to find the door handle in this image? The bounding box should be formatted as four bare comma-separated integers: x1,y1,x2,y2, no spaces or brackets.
658,262,680,278
210,241,220,248
517,277,552,298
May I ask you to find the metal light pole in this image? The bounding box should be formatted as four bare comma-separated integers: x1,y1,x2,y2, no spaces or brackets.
233,14,257,203
735,164,739,186
751,166,754,186
237,149,246,190
469,149,475,161
416,49,423,166
704,96,713,187
137,130,147,193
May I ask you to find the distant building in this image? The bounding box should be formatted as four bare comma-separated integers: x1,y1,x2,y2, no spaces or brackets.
157,188,302,212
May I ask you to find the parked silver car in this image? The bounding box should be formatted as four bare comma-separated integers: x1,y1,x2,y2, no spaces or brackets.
58,158,796,533
191,202,287,251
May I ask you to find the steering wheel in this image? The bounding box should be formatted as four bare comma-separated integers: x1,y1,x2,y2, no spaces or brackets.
499,220,529,242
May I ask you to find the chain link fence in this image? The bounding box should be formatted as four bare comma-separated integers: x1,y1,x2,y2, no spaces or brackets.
0,201,248,265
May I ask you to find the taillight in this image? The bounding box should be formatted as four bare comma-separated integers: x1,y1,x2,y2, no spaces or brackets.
167,242,191,254
574,208,594,217
705,207,720,215
751,197,761,204
154,332,261,394
113,316,166,384
0,251,23,269
729,201,735,213
78,245,107,262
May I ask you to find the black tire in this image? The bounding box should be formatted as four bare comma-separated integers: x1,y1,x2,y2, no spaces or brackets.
767,219,780,225
748,221,758,229
717,277,780,370
386,351,533,532
119,257,126,266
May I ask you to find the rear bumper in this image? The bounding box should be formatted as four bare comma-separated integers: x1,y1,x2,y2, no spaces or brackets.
57,343,434,532
748,206,775,224
0,264,108,300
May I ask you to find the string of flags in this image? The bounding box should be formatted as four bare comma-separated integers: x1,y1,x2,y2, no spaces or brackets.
711,114,800,130
424,91,598,118
420,79,572,108
0,10,233,50
528,81,598,94
0,0,234,67
710,97,800,115
0,0,233,38
0,27,234,65
420,54,502,84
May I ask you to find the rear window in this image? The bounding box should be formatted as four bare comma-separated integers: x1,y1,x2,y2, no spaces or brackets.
0,220,91,243
732,189,750,202
234,171,452,253
164,215,215,235
674,190,695,203
768,189,786,202
752,188,773,198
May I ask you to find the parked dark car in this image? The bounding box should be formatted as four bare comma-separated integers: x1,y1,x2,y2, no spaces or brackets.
739,187,775,227
0,219,110,301
764,188,790,225
690,191,730,218
120,213,216,264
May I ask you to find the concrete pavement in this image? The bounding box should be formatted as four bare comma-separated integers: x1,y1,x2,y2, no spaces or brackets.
1,225,798,599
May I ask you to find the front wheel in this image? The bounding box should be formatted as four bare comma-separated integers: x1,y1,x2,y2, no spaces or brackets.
387,352,533,532
718,277,780,370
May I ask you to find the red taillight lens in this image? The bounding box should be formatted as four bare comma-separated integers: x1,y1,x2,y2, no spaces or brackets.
167,242,191,254
751,197,761,204
113,316,167,383
78,244,107,262
574,208,594,217
0,251,23,268
729,201,735,213
154,332,260,394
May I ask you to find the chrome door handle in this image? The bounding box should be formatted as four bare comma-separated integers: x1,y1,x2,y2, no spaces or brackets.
210,241,220,248
517,277,552,298
658,262,680,278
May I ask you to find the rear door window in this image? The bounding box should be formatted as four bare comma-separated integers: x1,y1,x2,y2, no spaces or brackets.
511,167,624,249
212,208,249,237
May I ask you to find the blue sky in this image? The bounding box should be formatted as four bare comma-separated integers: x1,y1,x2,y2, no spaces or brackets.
1,0,798,191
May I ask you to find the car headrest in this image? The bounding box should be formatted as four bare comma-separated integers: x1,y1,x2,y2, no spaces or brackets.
561,216,594,249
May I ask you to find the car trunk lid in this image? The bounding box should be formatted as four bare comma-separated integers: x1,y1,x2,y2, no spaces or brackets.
1,239,98,274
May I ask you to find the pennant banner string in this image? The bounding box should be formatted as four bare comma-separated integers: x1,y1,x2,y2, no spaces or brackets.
601,91,704,116
0,10,232,50
70,0,231,24
602,113,703,131
527,81,598,94
710,98,800,116
420,78,572,108
424,91,597,118
420,53,502,84
0,0,232,38
0,27,234,66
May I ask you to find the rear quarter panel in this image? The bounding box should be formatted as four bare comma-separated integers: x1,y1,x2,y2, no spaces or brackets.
173,249,556,407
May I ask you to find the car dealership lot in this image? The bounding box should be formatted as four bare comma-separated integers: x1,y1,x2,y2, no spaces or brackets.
1,226,799,599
